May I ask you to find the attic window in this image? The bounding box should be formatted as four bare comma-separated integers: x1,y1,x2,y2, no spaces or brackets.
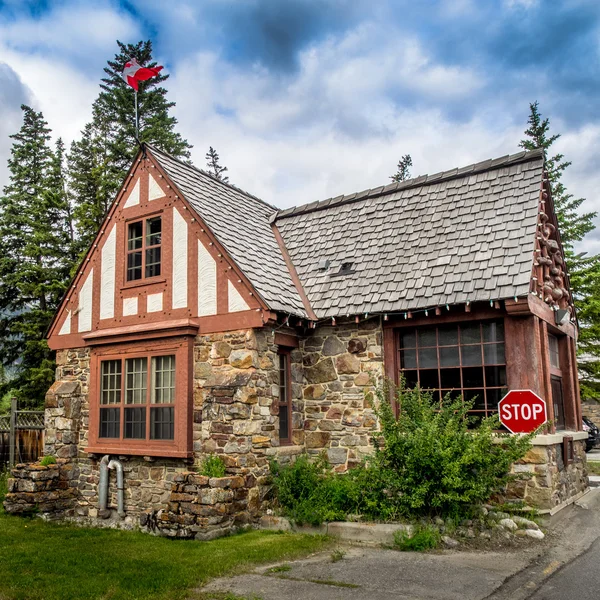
331,261,355,276
127,216,162,281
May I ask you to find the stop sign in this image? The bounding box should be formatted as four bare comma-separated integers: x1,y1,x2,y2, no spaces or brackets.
498,390,548,434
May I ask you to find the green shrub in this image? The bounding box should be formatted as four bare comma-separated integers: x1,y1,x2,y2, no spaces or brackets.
200,455,226,478
40,455,57,467
394,524,441,551
0,470,7,504
366,382,534,520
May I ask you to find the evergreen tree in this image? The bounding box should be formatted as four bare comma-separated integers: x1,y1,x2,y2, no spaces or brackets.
0,106,74,407
391,154,413,182
520,102,600,399
69,40,191,248
205,146,229,182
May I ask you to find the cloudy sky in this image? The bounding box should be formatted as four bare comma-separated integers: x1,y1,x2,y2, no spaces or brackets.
1,0,599,253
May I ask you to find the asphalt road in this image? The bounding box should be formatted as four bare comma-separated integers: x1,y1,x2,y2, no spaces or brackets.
527,537,600,600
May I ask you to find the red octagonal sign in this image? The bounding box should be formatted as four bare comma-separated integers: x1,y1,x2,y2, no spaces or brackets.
499,390,548,434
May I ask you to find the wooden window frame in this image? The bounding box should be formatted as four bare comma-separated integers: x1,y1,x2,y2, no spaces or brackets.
278,349,293,445
396,320,507,419
87,336,193,458
126,214,163,283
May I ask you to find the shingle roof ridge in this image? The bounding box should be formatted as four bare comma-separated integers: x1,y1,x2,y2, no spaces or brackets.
273,147,544,221
146,144,279,212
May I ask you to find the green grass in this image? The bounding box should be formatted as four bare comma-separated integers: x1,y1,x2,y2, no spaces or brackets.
0,505,329,600
587,461,600,476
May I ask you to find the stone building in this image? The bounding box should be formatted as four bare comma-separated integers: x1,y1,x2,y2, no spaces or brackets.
6,145,587,534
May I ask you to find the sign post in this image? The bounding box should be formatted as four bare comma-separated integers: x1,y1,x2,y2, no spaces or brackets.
498,390,548,434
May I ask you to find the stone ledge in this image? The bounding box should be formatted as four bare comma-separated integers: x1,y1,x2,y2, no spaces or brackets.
259,515,412,545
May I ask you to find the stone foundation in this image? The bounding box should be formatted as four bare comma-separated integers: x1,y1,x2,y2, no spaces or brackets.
142,473,250,540
3,460,77,515
506,438,588,510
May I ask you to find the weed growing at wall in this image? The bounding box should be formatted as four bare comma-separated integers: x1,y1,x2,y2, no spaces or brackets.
199,455,226,478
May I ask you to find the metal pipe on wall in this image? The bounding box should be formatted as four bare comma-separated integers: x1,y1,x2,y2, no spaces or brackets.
98,455,110,512
108,459,125,518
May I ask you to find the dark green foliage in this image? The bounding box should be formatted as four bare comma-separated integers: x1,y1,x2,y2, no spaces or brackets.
393,524,441,551
40,456,57,467
205,146,229,182
520,102,600,400
271,384,532,524
69,40,191,251
199,455,226,478
390,154,413,182
0,107,75,407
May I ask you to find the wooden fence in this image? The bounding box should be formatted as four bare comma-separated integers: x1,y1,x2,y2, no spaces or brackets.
0,399,44,468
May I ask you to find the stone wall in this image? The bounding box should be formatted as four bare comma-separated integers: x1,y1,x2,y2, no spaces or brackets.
142,473,249,540
582,402,600,424
506,439,588,510
3,460,77,515
300,318,384,471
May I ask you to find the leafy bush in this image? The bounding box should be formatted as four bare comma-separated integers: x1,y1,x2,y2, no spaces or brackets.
200,455,226,478
394,524,441,551
0,470,7,504
366,382,534,520
40,456,57,467
271,382,533,524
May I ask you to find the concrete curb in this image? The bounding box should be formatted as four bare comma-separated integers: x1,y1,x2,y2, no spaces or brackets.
259,515,412,545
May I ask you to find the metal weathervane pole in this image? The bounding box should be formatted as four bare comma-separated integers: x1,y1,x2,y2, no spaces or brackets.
134,89,140,140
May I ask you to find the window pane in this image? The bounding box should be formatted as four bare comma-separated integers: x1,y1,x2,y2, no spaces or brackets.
400,330,416,348
484,343,505,365
403,370,418,388
418,329,437,348
464,389,486,410
486,388,507,413
152,355,175,404
549,335,560,369
438,326,458,346
463,367,484,388
439,346,459,367
440,368,461,389
279,353,290,441
461,344,483,366
146,217,162,246
127,251,142,281
400,349,416,369
124,407,146,439
461,324,481,344
485,366,507,387
126,358,147,404
483,321,504,343
279,404,289,441
100,407,120,438
145,247,161,278
150,407,174,440
128,221,143,250
418,347,438,368
101,360,121,404
419,369,439,390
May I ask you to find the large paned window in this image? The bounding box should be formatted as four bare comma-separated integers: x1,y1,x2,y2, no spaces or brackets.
548,334,566,430
278,351,292,443
398,321,507,417
126,216,162,281
99,354,175,441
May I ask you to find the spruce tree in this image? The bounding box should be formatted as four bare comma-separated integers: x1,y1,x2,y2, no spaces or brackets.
205,146,229,182
520,102,600,400
0,106,74,407
391,154,413,182
69,40,191,249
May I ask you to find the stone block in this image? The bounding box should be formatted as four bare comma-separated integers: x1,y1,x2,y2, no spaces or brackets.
305,431,331,449
305,358,337,384
347,338,367,354
342,409,364,427
211,341,232,359
354,372,371,386
336,354,361,374
322,336,346,356
327,447,348,465
520,447,548,465
229,350,258,369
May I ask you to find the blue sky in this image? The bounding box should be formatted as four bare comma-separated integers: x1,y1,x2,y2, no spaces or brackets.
1,0,600,253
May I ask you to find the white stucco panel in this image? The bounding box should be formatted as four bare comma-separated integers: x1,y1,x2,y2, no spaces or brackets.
100,225,116,320
198,240,217,316
228,280,250,313
172,207,188,309
78,269,93,332
123,296,138,316
58,310,71,335
148,173,164,201
147,292,163,312
123,179,140,208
